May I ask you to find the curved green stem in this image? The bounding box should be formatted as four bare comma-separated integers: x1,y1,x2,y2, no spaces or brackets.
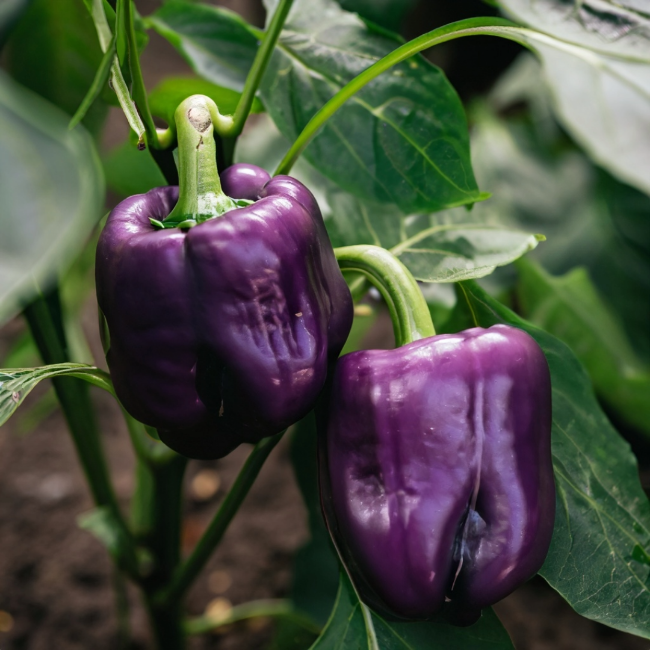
118,0,158,147
335,246,435,346
274,17,518,175
164,96,238,225
157,431,285,607
185,599,321,636
223,0,294,138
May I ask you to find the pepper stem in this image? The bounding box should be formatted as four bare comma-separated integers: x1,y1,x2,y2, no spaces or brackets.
164,95,237,226
335,245,435,346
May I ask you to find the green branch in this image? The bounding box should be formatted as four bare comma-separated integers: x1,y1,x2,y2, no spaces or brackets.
224,0,295,138
157,431,285,606
274,17,519,175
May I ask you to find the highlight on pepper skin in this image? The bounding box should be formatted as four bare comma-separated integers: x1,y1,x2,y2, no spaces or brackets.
319,324,555,624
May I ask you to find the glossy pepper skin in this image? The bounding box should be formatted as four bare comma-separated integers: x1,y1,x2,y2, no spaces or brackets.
96,163,353,459
319,324,555,623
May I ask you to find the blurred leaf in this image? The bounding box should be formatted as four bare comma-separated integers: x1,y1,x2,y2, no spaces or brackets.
0,0,31,46
457,280,650,639
103,140,166,198
336,0,418,30
152,0,482,214
327,188,542,282
502,0,650,61
147,1,259,92
148,76,263,125
497,4,650,195
0,72,104,326
78,506,140,576
0,363,112,426
468,94,650,359
310,572,514,649
516,258,650,437
4,0,106,133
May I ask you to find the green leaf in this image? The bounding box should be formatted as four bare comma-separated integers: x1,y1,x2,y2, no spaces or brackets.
4,0,106,129
501,0,650,61
103,140,166,198
311,572,514,650
147,1,259,92
0,71,105,326
516,258,650,437
497,5,650,196
0,363,113,427
327,187,541,282
148,76,263,125
456,280,650,639
152,0,481,214
261,0,480,213
336,0,418,31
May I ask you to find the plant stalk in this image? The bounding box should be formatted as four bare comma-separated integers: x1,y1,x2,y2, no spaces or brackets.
157,431,285,607
335,245,435,345
224,0,294,138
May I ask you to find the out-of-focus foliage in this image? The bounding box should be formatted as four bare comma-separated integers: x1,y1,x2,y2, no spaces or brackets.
0,72,104,327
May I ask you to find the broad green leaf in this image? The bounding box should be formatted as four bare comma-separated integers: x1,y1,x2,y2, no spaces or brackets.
457,280,650,638
103,140,166,198
0,363,113,427
147,1,259,92
152,0,482,214
4,0,105,130
261,0,481,213
237,113,541,283
336,0,418,30
501,0,650,61
148,76,263,125
495,5,650,195
311,572,514,650
327,188,542,282
0,72,105,326
516,258,650,437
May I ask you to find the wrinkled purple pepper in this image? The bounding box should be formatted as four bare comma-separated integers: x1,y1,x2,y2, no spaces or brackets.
319,324,555,623
96,163,353,459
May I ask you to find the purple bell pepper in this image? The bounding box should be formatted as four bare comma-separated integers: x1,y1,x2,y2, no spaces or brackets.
319,324,555,622
96,163,353,459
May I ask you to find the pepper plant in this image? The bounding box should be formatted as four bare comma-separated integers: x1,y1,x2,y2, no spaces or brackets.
1,0,650,648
